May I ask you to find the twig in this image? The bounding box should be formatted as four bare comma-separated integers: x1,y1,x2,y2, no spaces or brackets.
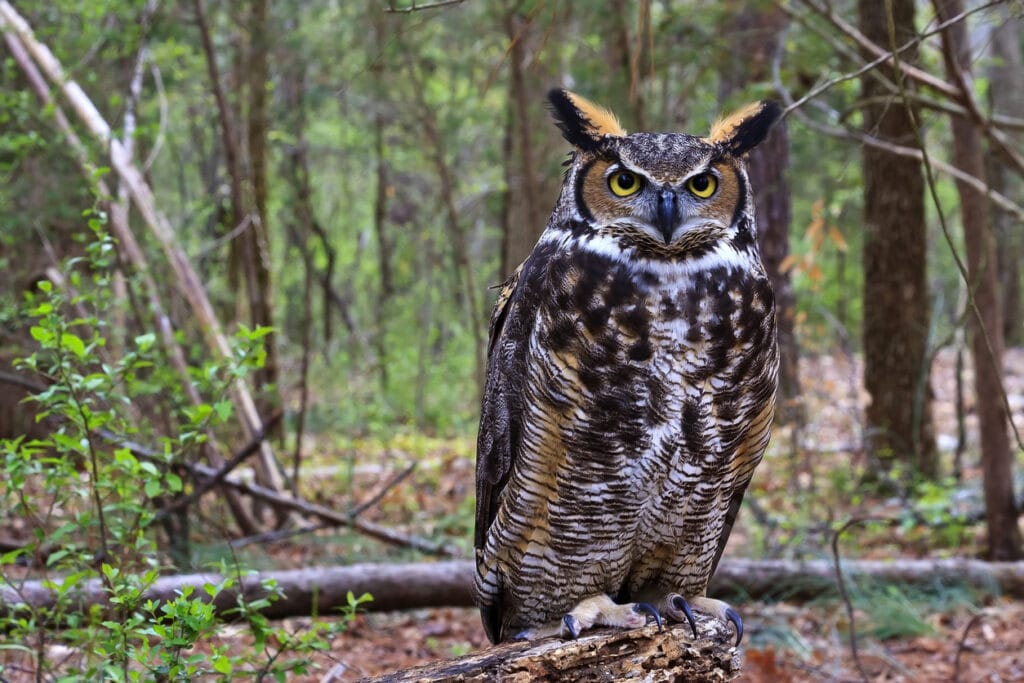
154,410,284,520
952,613,983,683
384,0,466,13
831,517,892,683
350,461,417,517
227,522,331,549
770,61,1024,221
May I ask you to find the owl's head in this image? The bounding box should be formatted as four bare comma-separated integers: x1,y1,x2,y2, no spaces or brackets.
547,89,781,257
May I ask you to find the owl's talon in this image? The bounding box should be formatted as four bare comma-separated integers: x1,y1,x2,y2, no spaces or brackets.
562,614,582,639
725,607,743,646
633,602,663,631
668,594,698,639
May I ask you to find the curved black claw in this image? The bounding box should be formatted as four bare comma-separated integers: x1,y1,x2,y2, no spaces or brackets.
670,595,698,639
562,614,581,640
633,602,663,631
724,607,744,646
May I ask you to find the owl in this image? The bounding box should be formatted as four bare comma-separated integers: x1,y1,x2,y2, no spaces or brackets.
474,89,780,645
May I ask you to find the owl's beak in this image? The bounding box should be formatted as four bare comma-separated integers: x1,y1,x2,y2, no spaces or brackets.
656,189,679,243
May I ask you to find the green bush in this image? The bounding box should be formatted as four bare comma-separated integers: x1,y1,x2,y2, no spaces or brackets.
0,221,368,681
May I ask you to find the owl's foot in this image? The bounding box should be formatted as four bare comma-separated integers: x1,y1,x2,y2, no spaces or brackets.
665,593,743,646
513,594,662,641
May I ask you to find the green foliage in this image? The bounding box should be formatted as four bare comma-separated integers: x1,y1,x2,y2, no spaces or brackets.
0,225,365,680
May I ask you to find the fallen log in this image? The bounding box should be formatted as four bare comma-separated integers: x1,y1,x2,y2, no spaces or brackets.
362,616,742,682
2,558,1023,624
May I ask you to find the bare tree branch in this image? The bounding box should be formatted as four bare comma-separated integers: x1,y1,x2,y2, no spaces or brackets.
384,0,467,13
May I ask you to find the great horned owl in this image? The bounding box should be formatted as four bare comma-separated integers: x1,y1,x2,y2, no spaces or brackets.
474,90,780,644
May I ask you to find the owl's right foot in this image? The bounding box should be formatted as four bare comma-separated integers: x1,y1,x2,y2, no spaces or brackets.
665,593,744,645
514,594,662,640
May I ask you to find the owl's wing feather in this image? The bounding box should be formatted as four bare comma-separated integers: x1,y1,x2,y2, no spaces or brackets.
474,261,528,642
475,261,525,551
708,486,748,578
709,384,776,578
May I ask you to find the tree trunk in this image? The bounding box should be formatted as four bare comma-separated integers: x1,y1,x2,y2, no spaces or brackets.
987,9,1024,347
370,7,393,394
245,0,280,420
935,0,1022,560
366,619,741,682
858,0,937,478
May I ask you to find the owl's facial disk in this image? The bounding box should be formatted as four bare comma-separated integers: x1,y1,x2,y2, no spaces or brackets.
579,156,739,245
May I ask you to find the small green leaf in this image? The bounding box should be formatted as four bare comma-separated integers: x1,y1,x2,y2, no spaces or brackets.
135,332,156,352
213,400,232,422
60,332,86,358
29,326,52,343
144,479,161,498
212,655,232,674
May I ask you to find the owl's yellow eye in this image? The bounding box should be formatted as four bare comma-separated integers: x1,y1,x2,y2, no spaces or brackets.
608,170,643,197
686,173,718,198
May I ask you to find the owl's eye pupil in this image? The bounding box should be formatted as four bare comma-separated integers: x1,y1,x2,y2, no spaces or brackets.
691,175,709,192
616,172,635,189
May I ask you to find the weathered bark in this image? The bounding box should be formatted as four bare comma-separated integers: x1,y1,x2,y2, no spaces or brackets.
366,619,741,682
935,0,1022,560
987,9,1024,346
6,559,1024,624
858,0,937,477
719,4,802,422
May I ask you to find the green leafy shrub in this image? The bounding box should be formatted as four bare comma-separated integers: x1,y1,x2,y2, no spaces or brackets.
0,220,368,681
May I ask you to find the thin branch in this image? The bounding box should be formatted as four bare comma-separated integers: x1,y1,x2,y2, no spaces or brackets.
772,75,1024,221
349,461,417,518
952,613,984,683
141,62,168,174
831,517,892,683
384,0,467,13
790,0,1024,172
154,410,284,521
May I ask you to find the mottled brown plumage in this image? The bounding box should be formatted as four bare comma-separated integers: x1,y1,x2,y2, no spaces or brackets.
475,90,781,644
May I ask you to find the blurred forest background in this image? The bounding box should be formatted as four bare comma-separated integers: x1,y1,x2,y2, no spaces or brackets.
0,0,1022,680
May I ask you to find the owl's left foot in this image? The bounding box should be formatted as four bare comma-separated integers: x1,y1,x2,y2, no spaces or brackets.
514,594,662,641
665,594,743,646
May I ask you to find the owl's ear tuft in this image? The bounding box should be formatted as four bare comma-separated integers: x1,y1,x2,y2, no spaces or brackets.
707,100,782,155
547,89,626,152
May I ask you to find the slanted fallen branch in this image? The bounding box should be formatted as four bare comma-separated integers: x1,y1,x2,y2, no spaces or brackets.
364,616,742,682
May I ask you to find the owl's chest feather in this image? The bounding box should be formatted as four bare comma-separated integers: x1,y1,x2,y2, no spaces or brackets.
529,245,771,428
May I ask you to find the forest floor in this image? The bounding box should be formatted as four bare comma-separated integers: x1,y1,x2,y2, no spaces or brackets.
237,347,1024,682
